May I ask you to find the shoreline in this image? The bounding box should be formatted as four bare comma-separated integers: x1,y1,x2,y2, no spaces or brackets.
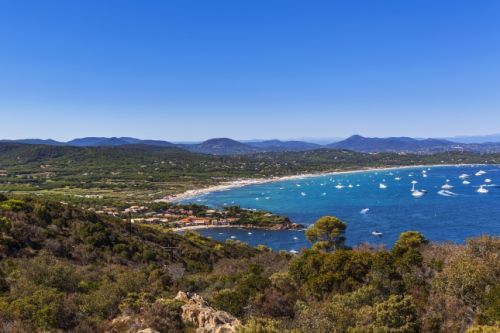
172,224,306,232
162,163,489,203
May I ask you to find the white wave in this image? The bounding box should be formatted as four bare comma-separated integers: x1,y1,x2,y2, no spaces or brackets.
437,190,458,197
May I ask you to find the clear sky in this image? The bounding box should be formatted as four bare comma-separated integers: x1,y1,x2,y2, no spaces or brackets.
1,0,499,141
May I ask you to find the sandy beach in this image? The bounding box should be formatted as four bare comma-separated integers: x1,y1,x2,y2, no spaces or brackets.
161,163,481,203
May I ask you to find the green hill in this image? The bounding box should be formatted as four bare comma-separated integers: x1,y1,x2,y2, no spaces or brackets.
1,143,499,206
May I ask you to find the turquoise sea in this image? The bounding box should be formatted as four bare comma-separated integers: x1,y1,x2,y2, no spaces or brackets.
181,165,500,252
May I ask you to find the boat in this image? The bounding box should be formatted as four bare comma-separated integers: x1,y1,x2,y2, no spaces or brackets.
293,236,299,240
423,174,428,178
247,232,253,235
230,235,237,239
394,177,401,181
475,170,486,176
441,183,454,190
379,183,387,189
360,208,370,214
348,184,353,188
485,178,492,183
459,173,470,179
300,192,306,196
462,180,471,185
335,184,344,189
477,185,489,194
290,250,298,254
372,231,383,236
412,190,425,198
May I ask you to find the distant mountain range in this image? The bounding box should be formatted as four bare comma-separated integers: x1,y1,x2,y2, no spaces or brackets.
327,135,457,153
443,133,500,144
2,135,500,155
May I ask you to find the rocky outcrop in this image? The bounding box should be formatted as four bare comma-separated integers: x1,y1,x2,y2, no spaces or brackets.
106,315,159,333
271,222,304,230
175,291,241,333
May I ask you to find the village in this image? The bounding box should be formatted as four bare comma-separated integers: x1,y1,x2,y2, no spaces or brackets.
90,202,303,230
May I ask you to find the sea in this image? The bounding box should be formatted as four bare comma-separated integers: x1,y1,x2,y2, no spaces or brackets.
180,165,500,252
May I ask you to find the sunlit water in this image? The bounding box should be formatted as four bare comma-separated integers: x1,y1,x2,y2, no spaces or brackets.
180,165,500,251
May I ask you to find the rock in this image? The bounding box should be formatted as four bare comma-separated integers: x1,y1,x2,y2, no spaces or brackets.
137,329,159,333
175,291,241,333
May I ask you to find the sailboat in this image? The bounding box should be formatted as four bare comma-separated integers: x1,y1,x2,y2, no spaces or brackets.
459,173,470,180
475,170,486,176
411,180,424,197
477,185,489,194
412,189,425,198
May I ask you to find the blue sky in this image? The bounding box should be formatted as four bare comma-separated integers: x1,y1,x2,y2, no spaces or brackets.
0,0,499,141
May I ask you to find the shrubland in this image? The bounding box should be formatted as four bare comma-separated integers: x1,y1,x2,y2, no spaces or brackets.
0,194,498,332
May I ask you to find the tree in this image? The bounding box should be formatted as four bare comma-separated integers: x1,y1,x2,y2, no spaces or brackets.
373,294,419,333
392,231,427,255
305,216,346,252
392,231,428,272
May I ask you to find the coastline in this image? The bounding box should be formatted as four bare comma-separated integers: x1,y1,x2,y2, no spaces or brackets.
162,163,485,203
172,223,305,232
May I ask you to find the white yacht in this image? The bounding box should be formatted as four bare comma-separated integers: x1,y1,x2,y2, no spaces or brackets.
372,231,383,236
441,180,453,190
412,190,425,198
477,185,489,194
475,170,486,176
379,183,387,189
485,178,492,183
335,184,344,189
395,177,401,181
462,180,471,185
360,208,370,214
459,173,470,180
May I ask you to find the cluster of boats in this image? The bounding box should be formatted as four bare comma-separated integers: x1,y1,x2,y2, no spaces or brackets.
368,169,496,237
380,169,495,198
458,171,492,194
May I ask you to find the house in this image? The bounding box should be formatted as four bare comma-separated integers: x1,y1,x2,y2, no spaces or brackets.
180,217,211,226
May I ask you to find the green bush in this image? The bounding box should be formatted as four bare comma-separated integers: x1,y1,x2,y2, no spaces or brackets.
211,289,247,316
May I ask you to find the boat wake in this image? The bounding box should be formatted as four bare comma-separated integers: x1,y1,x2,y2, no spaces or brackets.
437,190,458,197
